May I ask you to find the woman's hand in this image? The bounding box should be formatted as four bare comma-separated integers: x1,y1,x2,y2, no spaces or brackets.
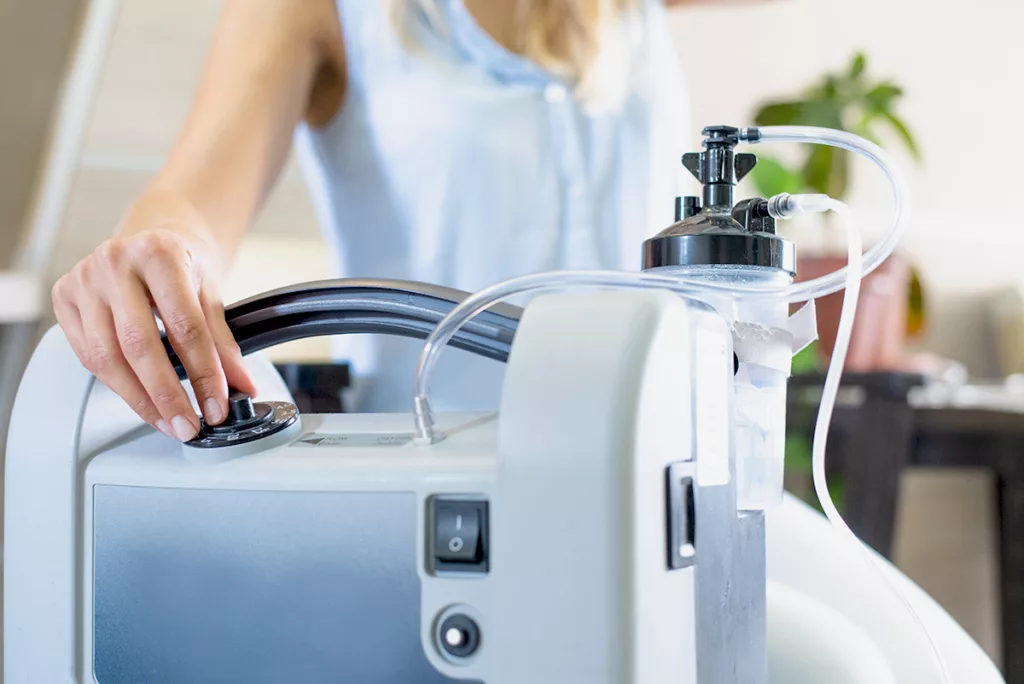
52,193,257,441
49,0,344,440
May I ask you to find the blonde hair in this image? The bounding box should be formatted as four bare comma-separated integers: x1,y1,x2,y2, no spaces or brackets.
390,0,640,111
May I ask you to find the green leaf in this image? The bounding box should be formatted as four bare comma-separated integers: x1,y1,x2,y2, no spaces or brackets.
799,98,844,130
881,110,922,161
864,82,903,112
850,52,867,79
822,76,840,100
802,145,850,198
749,51,921,199
907,266,926,336
828,475,846,514
791,342,821,374
830,148,850,198
786,433,814,473
755,98,843,130
749,156,805,197
852,117,882,146
803,145,832,195
754,102,804,127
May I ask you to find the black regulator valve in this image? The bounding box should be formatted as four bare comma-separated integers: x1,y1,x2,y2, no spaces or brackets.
643,125,795,275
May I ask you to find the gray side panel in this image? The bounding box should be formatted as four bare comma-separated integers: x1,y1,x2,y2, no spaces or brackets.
93,486,468,684
694,484,767,683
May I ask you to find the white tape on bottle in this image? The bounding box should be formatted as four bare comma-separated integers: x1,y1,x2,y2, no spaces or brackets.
788,300,819,355
729,301,818,376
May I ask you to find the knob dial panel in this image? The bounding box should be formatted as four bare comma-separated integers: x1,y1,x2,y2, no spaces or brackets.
185,392,299,449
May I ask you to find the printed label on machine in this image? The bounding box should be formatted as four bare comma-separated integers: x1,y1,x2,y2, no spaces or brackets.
294,433,414,448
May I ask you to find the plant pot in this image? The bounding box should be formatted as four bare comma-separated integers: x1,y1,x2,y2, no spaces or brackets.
795,252,911,371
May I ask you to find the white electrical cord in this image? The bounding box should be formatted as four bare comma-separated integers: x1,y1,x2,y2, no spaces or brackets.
814,199,951,684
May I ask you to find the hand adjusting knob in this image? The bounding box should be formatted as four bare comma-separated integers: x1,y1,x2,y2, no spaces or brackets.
186,389,299,449
206,390,273,435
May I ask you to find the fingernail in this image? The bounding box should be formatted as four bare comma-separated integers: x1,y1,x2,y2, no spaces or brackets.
156,420,174,439
204,399,224,424
172,415,198,442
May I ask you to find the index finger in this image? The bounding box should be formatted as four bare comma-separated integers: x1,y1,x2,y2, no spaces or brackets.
107,273,200,440
142,257,229,426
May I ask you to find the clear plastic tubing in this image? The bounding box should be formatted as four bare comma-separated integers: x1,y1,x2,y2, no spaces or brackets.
413,124,911,440
411,199,949,683
753,125,912,301
815,200,950,683
411,125,948,681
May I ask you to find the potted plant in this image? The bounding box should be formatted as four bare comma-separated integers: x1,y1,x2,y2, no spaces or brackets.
750,51,924,373
750,52,924,509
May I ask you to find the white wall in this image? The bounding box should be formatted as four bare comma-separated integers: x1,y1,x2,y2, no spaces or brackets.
0,0,82,266
670,0,1024,375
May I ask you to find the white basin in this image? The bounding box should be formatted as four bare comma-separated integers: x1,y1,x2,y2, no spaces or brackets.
767,494,1005,683
768,580,895,684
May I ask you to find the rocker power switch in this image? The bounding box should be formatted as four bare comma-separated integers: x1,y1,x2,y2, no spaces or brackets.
432,498,489,573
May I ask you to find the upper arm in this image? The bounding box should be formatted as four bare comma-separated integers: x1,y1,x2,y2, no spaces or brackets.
151,0,346,244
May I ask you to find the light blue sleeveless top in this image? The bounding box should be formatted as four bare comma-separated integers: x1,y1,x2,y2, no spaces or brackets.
294,0,689,413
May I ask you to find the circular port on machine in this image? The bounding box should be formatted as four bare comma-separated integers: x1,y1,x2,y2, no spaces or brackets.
435,610,481,661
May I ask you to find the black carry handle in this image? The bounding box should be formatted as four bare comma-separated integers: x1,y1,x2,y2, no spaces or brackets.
164,279,522,380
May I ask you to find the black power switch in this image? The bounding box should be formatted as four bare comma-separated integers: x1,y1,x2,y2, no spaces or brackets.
432,498,489,573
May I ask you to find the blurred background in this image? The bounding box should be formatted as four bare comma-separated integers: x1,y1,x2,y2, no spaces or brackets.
1,0,1022,678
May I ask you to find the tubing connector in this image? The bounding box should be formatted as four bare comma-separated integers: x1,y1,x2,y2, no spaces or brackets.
738,127,762,143
413,395,440,445
767,193,833,219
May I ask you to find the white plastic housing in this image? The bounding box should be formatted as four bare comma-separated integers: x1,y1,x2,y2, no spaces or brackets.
4,287,1004,684
4,289,719,684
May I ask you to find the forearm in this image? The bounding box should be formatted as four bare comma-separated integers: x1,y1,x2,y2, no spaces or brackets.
125,0,343,265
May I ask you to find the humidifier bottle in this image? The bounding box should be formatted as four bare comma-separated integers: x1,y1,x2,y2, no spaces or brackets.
642,126,797,511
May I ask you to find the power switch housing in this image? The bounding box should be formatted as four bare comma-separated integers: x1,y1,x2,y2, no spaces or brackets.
431,498,489,574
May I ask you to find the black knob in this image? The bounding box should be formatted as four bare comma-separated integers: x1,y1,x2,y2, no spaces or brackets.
227,391,257,424
203,390,272,435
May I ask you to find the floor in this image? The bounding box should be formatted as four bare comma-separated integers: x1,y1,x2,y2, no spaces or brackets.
893,468,1002,663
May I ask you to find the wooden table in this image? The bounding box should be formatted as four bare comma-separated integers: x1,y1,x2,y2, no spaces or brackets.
788,373,1024,681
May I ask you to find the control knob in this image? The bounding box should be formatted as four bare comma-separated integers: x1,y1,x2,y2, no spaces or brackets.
186,390,298,449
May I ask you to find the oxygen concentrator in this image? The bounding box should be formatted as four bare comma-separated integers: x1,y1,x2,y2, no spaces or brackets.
4,126,1006,683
